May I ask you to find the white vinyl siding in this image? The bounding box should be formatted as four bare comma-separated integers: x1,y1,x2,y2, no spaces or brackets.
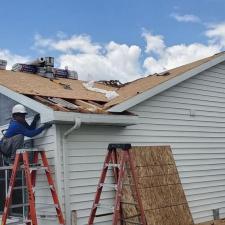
33,126,60,225
61,62,225,225
130,62,225,223
58,125,124,225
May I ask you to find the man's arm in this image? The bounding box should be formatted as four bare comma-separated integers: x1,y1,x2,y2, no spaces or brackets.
22,122,53,137
29,114,40,130
5,120,52,138
20,124,45,137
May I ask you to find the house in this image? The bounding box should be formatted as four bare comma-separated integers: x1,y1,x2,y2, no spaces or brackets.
1,52,225,225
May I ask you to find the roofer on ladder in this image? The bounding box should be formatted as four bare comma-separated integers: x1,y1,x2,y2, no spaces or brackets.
0,104,52,165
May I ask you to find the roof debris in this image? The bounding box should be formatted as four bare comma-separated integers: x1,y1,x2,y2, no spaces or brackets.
50,79,72,90
33,95,108,114
48,97,78,110
33,96,71,112
156,71,170,76
83,81,119,100
98,80,125,88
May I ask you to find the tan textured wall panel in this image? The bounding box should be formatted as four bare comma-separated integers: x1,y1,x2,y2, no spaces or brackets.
120,146,194,225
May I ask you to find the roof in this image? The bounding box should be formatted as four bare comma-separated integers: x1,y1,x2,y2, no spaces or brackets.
0,70,117,102
0,52,225,115
105,52,225,109
0,70,117,114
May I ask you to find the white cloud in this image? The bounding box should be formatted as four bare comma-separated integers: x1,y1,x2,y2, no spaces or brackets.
58,41,142,82
32,26,225,81
205,22,225,47
171,13,201,23
142,31,165,54
33,34,142,82
106,42,142,76
0,49,29,69
143,31,221,74
34,34,101,54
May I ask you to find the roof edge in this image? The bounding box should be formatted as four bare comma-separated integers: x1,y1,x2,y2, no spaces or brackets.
0,85,54,123
52,111,138,126
108,53,225,113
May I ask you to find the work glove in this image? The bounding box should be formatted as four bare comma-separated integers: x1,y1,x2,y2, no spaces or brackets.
33,114,40,122
43,122,53,129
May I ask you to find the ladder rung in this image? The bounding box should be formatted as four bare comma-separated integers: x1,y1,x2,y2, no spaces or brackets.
95,212,114,217
95,203,114,210
16,148,44,153
29,166,48,171
108,143,131,150
37,216,58,222
28,163,41,167
125,213,141,220
20,164,45,170
10,203,29,208
35,185,52,190
99,183,117,189
37,212,57,216
121,201,138,206
37,204,59,211
105,163,120,168
13,186,27,190
37,211,58,217
29,148,45,152
121,219,143,225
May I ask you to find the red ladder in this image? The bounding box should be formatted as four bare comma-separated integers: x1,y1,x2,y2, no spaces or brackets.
88,143,147,225
1,148,65,225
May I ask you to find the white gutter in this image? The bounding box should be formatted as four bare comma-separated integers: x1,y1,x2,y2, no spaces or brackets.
64,118,81,137
62,117,82,225
52,111,138,126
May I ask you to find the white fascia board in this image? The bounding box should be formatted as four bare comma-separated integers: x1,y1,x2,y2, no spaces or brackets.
52,111,138,126
108,54,225,113
0,85,54,123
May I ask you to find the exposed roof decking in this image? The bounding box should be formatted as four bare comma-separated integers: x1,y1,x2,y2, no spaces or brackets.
0,52,224,113
0,70,116,102
104,53,225,109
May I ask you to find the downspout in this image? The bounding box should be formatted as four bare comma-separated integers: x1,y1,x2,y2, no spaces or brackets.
62,118,82,225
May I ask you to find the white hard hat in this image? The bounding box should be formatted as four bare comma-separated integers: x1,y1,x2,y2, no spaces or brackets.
12,104,27,114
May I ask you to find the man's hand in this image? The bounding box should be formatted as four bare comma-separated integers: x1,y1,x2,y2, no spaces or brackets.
33,114,40,122
43,122,53,129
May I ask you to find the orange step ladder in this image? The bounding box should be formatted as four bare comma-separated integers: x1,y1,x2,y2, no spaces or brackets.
88,143,147,225
1,148,65,225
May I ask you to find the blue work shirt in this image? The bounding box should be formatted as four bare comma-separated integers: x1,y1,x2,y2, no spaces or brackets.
3,119,44,138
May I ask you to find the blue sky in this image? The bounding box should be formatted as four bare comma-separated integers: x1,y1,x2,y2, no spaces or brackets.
1,0,225,81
